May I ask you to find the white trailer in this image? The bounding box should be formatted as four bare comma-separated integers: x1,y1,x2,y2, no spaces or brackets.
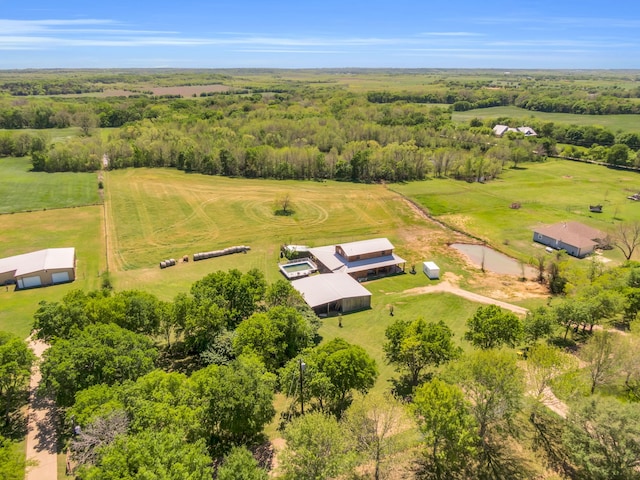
423,261,440,280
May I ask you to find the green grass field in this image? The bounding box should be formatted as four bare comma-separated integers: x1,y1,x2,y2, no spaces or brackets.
452,105,640,132
0,206,105,338
392,158,640,263
0,157,100,214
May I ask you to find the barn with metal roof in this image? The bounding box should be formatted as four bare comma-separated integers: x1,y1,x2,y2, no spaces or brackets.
291,273,372,315
0,248,76,289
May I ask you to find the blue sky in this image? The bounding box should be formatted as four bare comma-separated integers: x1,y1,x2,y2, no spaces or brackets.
1,0,639,69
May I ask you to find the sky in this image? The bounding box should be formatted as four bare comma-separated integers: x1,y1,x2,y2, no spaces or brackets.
1,0,639,69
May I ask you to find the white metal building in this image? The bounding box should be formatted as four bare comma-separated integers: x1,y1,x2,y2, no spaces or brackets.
0,248,76,289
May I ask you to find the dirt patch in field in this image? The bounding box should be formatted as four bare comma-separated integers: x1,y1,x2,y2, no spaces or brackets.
100,89,136,97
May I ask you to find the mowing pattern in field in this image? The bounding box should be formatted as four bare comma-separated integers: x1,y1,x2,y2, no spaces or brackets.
104,169,431,273
0,157,100,214
393,159,640,262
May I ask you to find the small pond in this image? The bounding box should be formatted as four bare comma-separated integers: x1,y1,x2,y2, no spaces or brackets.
451,243,535,277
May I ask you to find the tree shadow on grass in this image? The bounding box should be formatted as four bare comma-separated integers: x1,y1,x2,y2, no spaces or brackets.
274,209,295,216
389,372,433,401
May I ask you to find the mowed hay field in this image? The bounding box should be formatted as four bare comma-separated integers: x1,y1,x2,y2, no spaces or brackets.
105,168,457,299
393,158,640,263
0,205,105,338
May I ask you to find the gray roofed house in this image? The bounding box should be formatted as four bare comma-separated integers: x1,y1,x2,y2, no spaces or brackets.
0,248,76,289
493,124,537,137
533,222,607,258
309,237,406,281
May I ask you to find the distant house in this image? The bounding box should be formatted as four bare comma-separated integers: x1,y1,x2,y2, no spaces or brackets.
0,248,76,289
309,238,406,281
291,273,371,315
533,222,607,258
493,124,537,137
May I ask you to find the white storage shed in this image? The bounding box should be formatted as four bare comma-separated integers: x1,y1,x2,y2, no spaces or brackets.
423,261,440,280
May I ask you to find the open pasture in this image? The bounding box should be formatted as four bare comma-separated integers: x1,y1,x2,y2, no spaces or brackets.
104,168,459,298
0,156,100,213
393,159,640,262
452,105,640,133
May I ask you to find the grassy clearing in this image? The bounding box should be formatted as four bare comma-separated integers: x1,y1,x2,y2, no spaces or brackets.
452,105,640,132
0,206,104,338
392,158,640,264
0,157,100,214
318,273,481,393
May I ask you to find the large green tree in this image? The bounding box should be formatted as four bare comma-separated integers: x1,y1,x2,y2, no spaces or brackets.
183,269,267,353
0,332,35,427
281,338,378,416
78,429,212,480
0,435,28,480
216,446,268,480
233,306,315,371
384,318,460,386
189,354,276,452
564,398,640,480
280,412,356,480
40,323,157,406
315,338,378,415
412,379,478,480
464,305,522,350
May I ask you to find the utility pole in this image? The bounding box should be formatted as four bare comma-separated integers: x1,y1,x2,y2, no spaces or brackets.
299,358,306,415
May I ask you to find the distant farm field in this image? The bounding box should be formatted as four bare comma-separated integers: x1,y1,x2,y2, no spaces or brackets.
0,157,100,213
452,106,640,132
392,158,640,263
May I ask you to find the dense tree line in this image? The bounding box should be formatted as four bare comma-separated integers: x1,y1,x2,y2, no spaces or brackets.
368,82,640,115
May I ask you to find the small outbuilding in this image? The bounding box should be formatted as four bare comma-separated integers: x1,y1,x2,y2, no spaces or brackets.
423,261,440,280
291,272,372,315
0,248,76,289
